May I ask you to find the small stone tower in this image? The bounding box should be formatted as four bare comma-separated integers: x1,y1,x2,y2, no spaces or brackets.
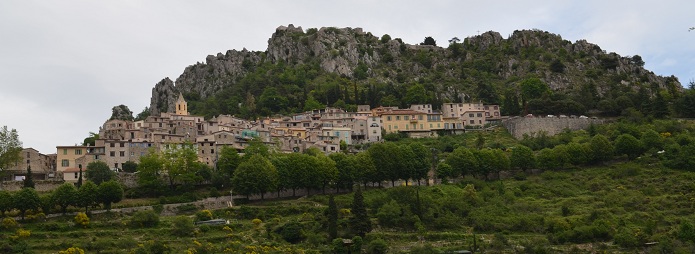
175,93,188,115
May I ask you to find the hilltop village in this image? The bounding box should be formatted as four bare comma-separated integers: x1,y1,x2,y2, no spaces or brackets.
3,94,501,183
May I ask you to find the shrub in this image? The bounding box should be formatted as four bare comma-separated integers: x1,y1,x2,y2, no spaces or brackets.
1,217,18,230
74,212,90,228
367,238,388,254
252,218,263,228
172,216,194,236
195,209,213,221
279,221,305,244
130,210,160,228
58,247,85,254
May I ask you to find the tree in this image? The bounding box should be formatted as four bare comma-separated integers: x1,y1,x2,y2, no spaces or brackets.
353,151,377,188
421,36,437,46
162,143,202,190
326,195,338,240
134,107,151,121
436,162,455,182
97,180,123,211
368,142,402,186
0,126,22,172
76,168,83,188
172,216,194,236
40,193,54,214
216,146,241,186
244,137,270,158
520,78,551,113
641,129,664,151
615,134,643,159
589,134,613,163
82,132,99,146
350,189,372,237
445,147,478,178
314,153,338,194
565,142,591,166
380,34,391,43
407,143,431,185
137,148,165,195
232,154,278,200
329,153,356,192
53,183,77,215
14,187,40,220
119,160,137,173
510,145,536,170
85,161,115,185
0,190,12,216
77,181,98,213
23,165,35,188
404,84,429,105
272,153,313,196
448,37,460,44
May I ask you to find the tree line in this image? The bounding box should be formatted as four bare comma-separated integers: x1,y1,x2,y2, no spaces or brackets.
0,163,123,220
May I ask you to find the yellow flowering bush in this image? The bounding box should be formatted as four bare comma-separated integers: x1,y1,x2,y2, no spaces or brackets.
58,247,85,254
74,212,90,228
1,217,18,230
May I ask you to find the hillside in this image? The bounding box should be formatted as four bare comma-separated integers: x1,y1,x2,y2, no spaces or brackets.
148,24,683,119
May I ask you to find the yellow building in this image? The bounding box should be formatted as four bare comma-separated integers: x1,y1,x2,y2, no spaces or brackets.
56,146,90,172
381,110,429,133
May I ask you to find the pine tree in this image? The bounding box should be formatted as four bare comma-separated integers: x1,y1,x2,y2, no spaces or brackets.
350,189,371,237
326,195,338,240
23,165,35,188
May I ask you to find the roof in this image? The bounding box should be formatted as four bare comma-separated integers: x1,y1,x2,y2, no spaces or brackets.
379,110,427,115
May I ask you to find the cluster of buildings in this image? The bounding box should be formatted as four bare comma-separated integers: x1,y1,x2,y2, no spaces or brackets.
2,94,501,183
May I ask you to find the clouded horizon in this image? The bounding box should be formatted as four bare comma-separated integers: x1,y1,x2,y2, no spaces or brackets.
1,0,693,154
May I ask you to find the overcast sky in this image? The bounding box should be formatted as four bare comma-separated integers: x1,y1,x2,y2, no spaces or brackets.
1,0,693,154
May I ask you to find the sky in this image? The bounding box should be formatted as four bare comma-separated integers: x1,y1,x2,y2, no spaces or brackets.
1,0,694,154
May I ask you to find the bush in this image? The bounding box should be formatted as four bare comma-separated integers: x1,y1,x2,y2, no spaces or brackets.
172,216,194,236
279,221,305,244
195,209,213,221
58,247,85,254
367,238,388,254
1,217,18,230
74,212,90,228
130,210,159,228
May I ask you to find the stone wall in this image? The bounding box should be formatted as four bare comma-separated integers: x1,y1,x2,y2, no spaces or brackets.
502,117,605,139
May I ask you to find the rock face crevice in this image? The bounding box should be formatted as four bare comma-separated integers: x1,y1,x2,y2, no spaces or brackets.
148,25,680,115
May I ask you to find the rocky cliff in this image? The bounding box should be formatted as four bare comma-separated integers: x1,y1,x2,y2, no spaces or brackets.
148,24,681,117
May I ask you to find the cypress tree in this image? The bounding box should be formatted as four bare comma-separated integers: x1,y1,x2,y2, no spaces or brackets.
327,195,338,240
350,189,371,237
23,165,35,188
76,168,83,188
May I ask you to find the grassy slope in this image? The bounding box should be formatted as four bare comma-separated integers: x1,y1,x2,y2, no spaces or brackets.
4,160,695,253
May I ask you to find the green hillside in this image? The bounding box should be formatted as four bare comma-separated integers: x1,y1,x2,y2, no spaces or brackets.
147,25,693,120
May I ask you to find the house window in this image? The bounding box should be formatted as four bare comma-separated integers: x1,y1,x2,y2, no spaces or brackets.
61,159,69,167
130,152,134,156
114,163,119,168
396,116,401,120
469,113,474,117
110,151,115,157
120,151,125,157
470,120,475,124
404,116,409,120
477,113,483,117
420,124,423,129
110,143,115,147
211,149,214,154
63,149,67,155
94,155,99,160
75,149,82,155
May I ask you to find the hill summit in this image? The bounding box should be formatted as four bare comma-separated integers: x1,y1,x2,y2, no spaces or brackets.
149,24,681,119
